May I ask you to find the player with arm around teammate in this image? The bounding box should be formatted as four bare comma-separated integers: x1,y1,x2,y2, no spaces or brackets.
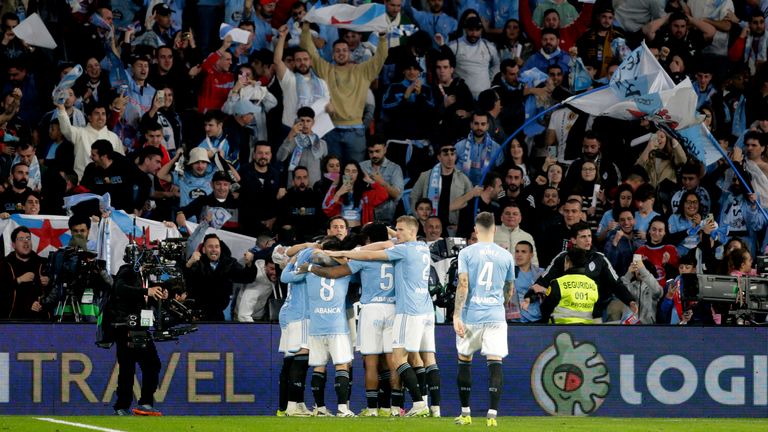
299,223,403,416
324,216,438,417
453,211,515,427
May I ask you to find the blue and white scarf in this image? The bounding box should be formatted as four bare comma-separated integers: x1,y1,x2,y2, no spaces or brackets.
460,132,495,176
296,69,326,108
427,163,442,215
289,133,324,172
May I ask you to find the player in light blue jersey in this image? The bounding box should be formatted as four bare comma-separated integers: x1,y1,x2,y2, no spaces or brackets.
277,246,315,417
324,216,438,418
290,237,356,417
300,224,400,417
453,212,515,427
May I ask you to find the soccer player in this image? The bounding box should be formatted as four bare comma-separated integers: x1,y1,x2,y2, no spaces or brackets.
453,211,516,426
301,223,401,416
324,216,439,417
287,237,356,417
277,246,314,417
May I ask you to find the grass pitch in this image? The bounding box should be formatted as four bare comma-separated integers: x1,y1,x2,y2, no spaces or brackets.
1,416,766,432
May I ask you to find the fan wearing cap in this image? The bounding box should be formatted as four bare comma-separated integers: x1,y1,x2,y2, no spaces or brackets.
158,147,214,209
446,16,500,98
176,170,243,233
381,57,436,142
132,3,177,47
575,6,626,79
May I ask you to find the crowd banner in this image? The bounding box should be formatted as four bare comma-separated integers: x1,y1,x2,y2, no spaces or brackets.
0,324,764,417
304,3,390,32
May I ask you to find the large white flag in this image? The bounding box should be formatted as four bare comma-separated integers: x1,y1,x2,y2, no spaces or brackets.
566,42,701,130
305,3,390,32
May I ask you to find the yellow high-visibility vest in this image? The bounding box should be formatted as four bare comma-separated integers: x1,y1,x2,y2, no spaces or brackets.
550,274,599,324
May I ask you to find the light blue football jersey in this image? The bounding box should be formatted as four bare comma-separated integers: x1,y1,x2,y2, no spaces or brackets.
385,241,433,315
278,248,314,325
347,260,396,305
306,273,351,336
457,242,515,324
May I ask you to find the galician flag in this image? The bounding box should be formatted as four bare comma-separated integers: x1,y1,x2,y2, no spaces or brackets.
566,42,701,130
305,3,390,33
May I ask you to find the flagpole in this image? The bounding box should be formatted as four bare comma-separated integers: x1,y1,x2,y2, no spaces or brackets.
474,85,609,219
662,125,768,221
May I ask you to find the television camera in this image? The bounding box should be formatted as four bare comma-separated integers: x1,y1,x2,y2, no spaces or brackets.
119,235,198,342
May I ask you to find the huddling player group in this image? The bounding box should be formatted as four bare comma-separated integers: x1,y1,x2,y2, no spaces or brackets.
276,213,514,426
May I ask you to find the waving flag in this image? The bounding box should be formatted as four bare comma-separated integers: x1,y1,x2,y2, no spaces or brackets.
52,64,83,105
566,42,701,130
666,123,722,168
305,3,390,33
1,215,73,256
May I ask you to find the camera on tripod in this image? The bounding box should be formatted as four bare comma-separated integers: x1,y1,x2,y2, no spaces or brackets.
50,246,108,322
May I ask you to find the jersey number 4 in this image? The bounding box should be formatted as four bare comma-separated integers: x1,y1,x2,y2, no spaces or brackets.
478,262,493,291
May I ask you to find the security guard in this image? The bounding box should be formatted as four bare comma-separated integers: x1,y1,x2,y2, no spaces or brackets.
539,269,600,324
532,222,637,320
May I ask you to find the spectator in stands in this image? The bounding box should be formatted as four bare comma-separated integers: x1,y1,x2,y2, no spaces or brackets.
688,0,733,60
494,202,538,266
519,0,593,51
476,88,506,144
56,101,124,180
277,165,324,242
236,256,278,322
454,171,502,238
276,106,327,186
140,121,170,166
670,161,712,215
274,25,331,131
403,0,457,41
563,160,606,233
532,0,578,28
424,216,443,243
37,87,85,150
135,4,177,47
613,0,665,35
0,226,50,321
382,57,436,143
493,59,525,135
576,5,625,79
728,10,767,75
239,141,283,235
498,136,533,188
447,16,500,98
535,197,583,266
636,129,686,189
636,216,680,287
343,30,376,64
81,140,141,213
668,191,719,257
432,54,474,146
500,165,535,223
564,131,622,190
116,55,156,152
633,183,660,237
300,22,387,164
177,170,242,233
643,12,714,63
141,87,181,155
158,148,211,211
533,161,564,193
133,147,168,220
621,259,662,324
521,28,571,80
359,140,404,226
455,111,502,185
251,0,277,51
313,154,341,204
184,234,257,321
495,19,532,65
414,198,433,236
20,190,40,216
0,162,31,216
717,166,762,255
12,142,39,191
198,35,235,113
321,160,388,228
377,0,414,49
410,142,473,236
512,240,542,323
604,207,645,276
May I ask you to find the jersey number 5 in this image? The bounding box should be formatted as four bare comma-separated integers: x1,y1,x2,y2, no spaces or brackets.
380,263,394,291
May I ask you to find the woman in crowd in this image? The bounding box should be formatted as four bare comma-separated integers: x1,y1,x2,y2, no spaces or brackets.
635,216,679,287
564,160,605,233
322,161,388,228
499,136,534,187
597,183,634,244
667,191,721,259
313,154,341,203
495,18,531,64
635,129,687,189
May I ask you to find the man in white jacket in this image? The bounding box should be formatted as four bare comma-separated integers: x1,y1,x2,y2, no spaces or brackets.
447,16,500,99
56,101,125,180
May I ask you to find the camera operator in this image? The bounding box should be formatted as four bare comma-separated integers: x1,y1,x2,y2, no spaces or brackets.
107,262,168,416
0,227,51,320
184,234,257,321
45,214,110,321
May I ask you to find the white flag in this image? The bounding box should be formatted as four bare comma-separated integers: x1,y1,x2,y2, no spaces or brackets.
305,3,390,33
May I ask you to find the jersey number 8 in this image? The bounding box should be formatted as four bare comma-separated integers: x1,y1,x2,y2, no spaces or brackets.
320,278,335,301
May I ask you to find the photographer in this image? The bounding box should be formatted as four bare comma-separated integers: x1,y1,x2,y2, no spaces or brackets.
107,262,168,416
184,234,257,321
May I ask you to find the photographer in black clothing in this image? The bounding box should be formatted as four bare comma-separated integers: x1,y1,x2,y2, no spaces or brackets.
107,263,168,416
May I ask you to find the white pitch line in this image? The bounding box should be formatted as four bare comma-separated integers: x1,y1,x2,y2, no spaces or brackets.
35,417,128,432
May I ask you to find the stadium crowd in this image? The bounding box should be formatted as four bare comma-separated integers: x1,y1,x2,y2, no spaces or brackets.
0,0,766,330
